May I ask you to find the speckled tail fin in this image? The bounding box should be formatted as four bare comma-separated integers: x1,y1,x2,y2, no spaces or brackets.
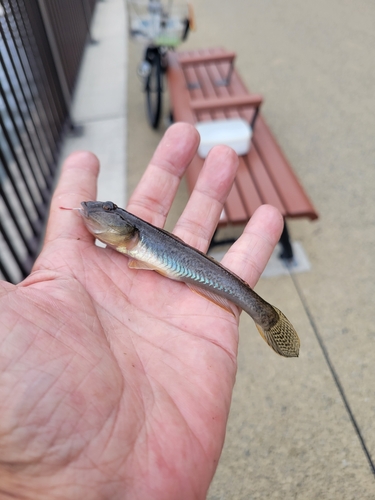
255,306,300,357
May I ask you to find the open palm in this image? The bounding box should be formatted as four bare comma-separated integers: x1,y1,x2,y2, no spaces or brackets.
0,123,283,499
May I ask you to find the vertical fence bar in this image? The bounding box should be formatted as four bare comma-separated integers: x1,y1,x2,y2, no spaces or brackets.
0,0,97,283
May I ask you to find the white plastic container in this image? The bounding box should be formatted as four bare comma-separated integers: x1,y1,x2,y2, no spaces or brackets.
195,118,252,158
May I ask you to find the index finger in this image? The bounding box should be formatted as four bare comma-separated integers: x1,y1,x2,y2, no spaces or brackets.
44,151,100,244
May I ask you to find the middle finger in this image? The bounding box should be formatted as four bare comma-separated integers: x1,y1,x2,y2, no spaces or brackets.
127,123,200,227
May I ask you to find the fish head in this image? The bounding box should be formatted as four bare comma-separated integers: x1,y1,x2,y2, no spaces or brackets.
80,201,138,248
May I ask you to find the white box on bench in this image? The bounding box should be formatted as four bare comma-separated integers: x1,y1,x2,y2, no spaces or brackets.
195,118,252,158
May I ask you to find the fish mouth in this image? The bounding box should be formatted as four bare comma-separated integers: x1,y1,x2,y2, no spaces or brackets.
79,202,107,235
80,201,94,217
79,201,103,221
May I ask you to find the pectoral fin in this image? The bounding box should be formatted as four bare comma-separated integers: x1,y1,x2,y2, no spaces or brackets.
187,284,236,316
128,258,153,270
128,258,175,279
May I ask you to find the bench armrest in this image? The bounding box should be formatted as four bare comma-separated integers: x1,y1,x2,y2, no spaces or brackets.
179,51,236,66
190,94,263,112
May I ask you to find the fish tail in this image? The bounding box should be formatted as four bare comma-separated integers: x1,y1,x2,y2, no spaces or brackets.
255,306,300,358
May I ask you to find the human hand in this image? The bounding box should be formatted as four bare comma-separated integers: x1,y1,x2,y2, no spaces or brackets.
0,123,283,499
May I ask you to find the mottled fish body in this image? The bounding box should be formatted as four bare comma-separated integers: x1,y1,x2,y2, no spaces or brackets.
79,201,300,357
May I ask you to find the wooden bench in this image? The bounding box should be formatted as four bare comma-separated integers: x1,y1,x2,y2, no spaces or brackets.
166,47,318,259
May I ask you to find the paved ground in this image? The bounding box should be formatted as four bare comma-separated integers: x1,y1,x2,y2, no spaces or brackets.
61,0,375,497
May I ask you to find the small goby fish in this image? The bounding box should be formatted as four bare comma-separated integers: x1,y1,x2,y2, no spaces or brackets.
78,201,300,357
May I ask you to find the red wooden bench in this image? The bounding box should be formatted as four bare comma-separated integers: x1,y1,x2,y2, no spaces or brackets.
166,47,318,259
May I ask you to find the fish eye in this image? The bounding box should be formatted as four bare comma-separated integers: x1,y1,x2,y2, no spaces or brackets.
103,201,117,211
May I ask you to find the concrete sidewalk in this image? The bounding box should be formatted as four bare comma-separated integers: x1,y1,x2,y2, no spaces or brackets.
59,0,128,208
61,0,375,497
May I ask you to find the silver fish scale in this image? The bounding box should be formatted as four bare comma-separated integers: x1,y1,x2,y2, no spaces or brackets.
166,253,232,293
163,253,217,287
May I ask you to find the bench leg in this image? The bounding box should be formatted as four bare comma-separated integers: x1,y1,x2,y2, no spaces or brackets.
279,220,294,260
215,61,234,86
250,107,260,129
210,221,294,261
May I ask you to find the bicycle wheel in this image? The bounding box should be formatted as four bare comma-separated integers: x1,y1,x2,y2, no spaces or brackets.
145,49,162,129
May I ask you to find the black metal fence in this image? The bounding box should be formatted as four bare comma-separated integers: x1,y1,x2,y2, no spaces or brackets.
0,0,97,283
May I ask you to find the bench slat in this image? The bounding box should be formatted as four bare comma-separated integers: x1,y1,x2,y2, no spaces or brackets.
167,55,195,123
253,116,318,219
193,64,227,121
246,146,286,213
191,94,263,113
184,65,214,121
185,61,260,123
179,50,236,66
233,158,264,216
224,182,249,223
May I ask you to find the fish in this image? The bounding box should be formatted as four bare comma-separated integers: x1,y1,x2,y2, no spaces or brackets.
78,201,300,357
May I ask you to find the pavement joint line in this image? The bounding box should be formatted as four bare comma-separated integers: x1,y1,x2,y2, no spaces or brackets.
285,264,375,478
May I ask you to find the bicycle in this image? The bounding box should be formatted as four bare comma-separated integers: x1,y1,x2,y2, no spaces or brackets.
127,0,193,129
